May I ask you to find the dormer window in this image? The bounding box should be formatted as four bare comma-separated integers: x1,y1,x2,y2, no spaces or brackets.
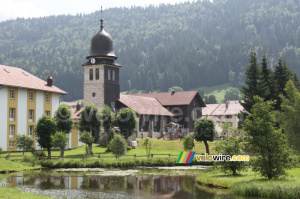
89,69,93,80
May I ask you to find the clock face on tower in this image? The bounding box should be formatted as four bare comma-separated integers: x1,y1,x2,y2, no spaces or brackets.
90,58,96,64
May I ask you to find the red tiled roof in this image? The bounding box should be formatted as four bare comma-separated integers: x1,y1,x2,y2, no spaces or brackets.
119,95,174,116
133,91,205,106
202,101,244,116
0,65,67,95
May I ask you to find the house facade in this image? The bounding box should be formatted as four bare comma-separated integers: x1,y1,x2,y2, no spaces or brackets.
0,65,67,151
202,100,244,137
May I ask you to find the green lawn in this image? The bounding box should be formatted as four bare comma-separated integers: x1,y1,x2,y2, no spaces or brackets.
0,138,217,161
0,187,52,199
196,166,300,199
0,159,40,173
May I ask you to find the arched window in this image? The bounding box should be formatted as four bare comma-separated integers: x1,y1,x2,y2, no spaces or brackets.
108,69,111,80
96,68,99,80
112,70,115,81
89,69,93,80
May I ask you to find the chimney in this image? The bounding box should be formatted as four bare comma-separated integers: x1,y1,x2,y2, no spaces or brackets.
225,101,229,109
47,76,53,87
171,90,176,95
76,102,81,112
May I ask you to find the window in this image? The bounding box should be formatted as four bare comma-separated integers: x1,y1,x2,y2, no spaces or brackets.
45,110,50,116
29,91,34,101
108,69,111,80
96,68,99,80
29,109,34,122
112,70,115,81
10,89,15,99
9,141,15,148
9,108,15,121
9,125,15,138
29,126,34,138
46,94,50,103
193,110,198,121
225,115,232,119
89,68,93,80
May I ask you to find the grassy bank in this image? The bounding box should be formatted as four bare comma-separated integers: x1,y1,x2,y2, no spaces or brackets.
0,187,52,199
196,167,300,199
0,159,40,173
1,138,217,161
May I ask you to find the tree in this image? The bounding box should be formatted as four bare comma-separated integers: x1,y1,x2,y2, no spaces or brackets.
109,134,127,157
143,137,153,158
168,86,183,92
182,135,195,151
280,80,300,152
223,87,240,102
51,131,69,158
274,59,293,110
219,121,232,139
241,52,263,113
194,118,215,154
116,108,137,140
243,96,294,180
79,131,95,155
35,115,56,159
79,104,101,142
260,55,277,101
16,135,33,155
204,94,217,104
215,135,246,175
101,105,116,144
55,104,73,134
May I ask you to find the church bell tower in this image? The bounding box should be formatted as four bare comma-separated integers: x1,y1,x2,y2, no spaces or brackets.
82,9,121,110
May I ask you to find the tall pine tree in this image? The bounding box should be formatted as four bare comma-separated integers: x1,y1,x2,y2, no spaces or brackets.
241,52,263,113
260,55,277,101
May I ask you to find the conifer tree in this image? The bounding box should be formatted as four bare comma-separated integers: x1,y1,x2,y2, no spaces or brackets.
260,55,277,101
241,52,263,113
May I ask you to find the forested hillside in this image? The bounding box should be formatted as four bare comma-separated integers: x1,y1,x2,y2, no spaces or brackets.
1,0,300,101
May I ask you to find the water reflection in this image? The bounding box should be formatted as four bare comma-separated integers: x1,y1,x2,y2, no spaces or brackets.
1,171,239,199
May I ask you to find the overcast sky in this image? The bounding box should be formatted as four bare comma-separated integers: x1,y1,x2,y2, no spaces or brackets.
0,0,194,22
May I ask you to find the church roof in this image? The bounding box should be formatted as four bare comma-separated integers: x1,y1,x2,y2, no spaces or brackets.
119,95,174,116
0,65,67,95
133,91,206,107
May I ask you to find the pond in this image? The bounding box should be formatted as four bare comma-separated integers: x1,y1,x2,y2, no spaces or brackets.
0,168,251,199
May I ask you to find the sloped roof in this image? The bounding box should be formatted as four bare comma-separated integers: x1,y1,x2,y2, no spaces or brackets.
119,95,174,116
71,108,82,120
0,65,67,95
133,91,205,106
202,101,244,116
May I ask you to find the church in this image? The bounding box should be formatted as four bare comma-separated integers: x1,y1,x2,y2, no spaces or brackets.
69,15,206,141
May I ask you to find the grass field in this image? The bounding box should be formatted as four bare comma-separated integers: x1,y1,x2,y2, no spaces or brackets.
196,166,300,199
0,159,40,173
0,138,217,161
0,187,52,199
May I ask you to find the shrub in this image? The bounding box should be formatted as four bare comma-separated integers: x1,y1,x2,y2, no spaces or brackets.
16,135,34,155
182,135,195,151
108,134,127,157
22,155,38,166
0,147,4,154
32,150,46,160
143,138,152,158
79,131,95,155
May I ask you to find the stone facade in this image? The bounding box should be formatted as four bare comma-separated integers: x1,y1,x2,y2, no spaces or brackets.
84,65,105,109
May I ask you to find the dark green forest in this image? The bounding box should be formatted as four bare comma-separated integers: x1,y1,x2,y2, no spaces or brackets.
1,0,300,101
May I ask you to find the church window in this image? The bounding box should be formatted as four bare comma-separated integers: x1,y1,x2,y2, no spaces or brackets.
96,68,99,80
89,69,93,80
108,69,111,80
112,70,115,81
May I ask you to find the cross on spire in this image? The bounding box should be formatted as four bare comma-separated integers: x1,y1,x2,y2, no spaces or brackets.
100,6,104,30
